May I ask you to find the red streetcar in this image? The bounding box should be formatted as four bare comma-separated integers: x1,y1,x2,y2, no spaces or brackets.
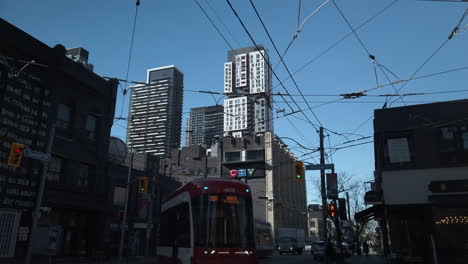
157,178,257,264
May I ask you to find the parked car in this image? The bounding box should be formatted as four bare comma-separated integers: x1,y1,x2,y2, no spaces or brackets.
312,241,325,260
305,241,314,254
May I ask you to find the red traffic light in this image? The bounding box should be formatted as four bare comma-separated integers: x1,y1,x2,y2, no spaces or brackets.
328,204,336,217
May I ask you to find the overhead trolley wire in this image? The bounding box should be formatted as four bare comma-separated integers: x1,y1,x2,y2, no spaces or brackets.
274,0,332,71
331,0,406,107
248,0,324,128
119,0,141,119
389,8,468,107
226,0,321,132
272,0,401,91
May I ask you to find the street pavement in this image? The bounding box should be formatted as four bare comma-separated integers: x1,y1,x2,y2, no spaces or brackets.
259,253,387,264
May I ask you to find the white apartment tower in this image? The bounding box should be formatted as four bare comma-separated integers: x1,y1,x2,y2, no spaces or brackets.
223,46,273,137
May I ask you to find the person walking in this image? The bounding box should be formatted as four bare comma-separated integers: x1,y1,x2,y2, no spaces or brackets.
325,239,335,263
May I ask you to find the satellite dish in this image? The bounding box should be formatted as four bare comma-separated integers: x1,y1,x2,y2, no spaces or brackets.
108,137,127,164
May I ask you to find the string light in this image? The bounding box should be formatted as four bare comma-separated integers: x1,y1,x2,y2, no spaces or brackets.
435,216,468,225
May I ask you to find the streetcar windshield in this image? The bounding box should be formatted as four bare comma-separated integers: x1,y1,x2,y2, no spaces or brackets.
192,194,254,248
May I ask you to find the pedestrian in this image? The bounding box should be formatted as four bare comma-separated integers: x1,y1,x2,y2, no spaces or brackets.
325,239,335,263
363,241,369,257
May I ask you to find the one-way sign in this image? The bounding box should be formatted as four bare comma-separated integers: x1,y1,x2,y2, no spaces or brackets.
24,148,51,161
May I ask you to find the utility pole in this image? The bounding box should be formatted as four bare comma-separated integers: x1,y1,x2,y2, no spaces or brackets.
25,122,56,264
346,192,351,222
204,155,208,178
119,151,134,262
319,127,328,243
145,155,156,257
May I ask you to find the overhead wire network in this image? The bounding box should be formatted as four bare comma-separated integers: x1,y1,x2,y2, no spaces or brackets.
248,0,325,131
272,0,401,91
117,0,141,120
388,7,468,106
225,0,322,134
330,0,406,109
317,6,468,153
193,0,320,151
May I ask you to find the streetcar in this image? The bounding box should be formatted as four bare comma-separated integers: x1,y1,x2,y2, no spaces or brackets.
157,178,257,264
254,219,274,258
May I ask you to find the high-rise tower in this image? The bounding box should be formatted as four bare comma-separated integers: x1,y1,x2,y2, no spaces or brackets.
127,65,184,156
223,46,273,137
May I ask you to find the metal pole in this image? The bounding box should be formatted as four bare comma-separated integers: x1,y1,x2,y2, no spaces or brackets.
204,156,208,178
319,127,328,247
145,155,155,257
25,122,56,264
346,192,351,222
119,151,134,262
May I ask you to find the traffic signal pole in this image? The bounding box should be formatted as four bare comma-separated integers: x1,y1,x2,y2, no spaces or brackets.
319,127,328,244
25,122,56,264
119,151,134,262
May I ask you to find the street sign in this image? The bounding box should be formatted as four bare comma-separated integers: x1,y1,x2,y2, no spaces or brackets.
247,168,255,176
23,148,51,161
305,164,334,170
238,169,247,178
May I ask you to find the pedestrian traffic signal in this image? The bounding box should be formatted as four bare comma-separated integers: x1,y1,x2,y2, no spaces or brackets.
293,161,304,181
328,203,336,217
7,142,25,167
138,176,148,193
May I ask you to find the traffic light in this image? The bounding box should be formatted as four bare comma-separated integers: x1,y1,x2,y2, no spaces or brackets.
7,142,25,167
328,203,337,217
293,161,304,181
338,198,348,220
138,176,148,193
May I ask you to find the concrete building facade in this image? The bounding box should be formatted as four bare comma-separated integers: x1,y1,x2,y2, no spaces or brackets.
223,46,273,137
185,105,224,147
127,65,184,157
357,99,468,264
219,132,307,239
0,18,118,259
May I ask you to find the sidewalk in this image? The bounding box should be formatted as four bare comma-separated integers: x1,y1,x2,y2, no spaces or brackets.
345,255,387,264
8,256,159,264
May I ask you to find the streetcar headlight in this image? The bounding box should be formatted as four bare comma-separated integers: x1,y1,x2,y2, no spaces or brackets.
290,247,293,250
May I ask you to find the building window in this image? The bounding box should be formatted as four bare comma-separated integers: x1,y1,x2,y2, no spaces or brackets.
246,150,264,161
113,186,126,206
225,152,241,162
439,125,468,165
383,134,415,168
85,114,97,140
78,164,89,187
57,104,71,128
311,221,316,228
47,156,63,182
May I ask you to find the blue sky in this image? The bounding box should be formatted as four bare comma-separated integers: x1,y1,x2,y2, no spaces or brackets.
2,0,467,204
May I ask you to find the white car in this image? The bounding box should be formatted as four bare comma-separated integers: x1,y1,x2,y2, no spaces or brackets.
305,243,313,254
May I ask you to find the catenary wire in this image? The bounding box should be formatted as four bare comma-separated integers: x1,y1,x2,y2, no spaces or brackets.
226,0,321,133
272,0,401,91
119,0,141,119
249,0,324,129
389,8,467,106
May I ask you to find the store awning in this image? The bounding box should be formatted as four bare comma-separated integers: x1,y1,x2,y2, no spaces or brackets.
355,205,383,223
